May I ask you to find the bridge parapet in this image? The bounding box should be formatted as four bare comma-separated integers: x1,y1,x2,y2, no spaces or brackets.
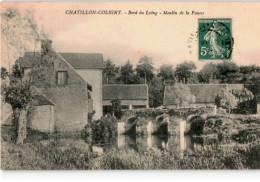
120,105,216,135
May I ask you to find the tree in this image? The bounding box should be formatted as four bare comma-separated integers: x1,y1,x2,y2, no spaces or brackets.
1,67,8,80
119,60,134,84
2,62,33,144
215,88,238,114
240,65,260,75
198,63,219,83
158,64,175,84
216,62,240,83
148,76,164,107
1,8,41,69
103,59,119,84
232,88,255,114
1,7,45,144
136,56,154,84
167,83,196,107
187,72,199,84
175,61,196,84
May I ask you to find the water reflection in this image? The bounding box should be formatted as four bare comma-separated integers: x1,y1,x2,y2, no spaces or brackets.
91,134,203,154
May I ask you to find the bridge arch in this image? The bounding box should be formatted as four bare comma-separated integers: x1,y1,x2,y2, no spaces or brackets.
187,114,207,123
156,114,170,124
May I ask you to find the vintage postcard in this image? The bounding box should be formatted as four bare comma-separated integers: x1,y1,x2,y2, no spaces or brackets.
1,1,260,170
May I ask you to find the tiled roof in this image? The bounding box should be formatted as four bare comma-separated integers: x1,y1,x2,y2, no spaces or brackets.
103,84,148,100
20,52,41,68
59,53,103,69
21,52,104,69
164,84,245,105
187,84,227,103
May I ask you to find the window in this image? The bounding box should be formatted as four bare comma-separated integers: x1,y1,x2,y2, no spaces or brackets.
57,71,67,86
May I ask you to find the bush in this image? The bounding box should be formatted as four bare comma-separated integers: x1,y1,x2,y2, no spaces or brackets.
82,114,117,143
235,99,256,114
189,116,205,136
233,128,260,143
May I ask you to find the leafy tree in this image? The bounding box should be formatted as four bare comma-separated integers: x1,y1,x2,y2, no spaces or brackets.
1,7,45,144
240,65,260,75
175,61,196,84
148,76,164,107
1,67,8,80
2,64,33,144
103,59,119,84
187,72,199,84
239,65,260,95
216,62,240,83
10,62,22,81
215,88,239,114
198,63,219,83
232,88,254,102
232,88,255,114
119,60,134,84
158,64,175,84
1,8,41,68
167,83,196,107
136,56,154,84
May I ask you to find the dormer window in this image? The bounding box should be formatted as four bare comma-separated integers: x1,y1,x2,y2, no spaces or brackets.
57,71,68,86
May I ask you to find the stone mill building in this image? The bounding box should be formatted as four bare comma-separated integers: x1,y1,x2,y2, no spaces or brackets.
19,39,104,133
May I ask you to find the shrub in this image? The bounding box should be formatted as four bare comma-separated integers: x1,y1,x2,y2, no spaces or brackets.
82,114,117,143
233,128,260,143
189,116,205,136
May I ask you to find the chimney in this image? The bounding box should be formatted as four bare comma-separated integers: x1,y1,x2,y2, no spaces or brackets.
41,39,52,55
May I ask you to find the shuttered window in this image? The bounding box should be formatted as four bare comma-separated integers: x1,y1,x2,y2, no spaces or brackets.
57,71,67,86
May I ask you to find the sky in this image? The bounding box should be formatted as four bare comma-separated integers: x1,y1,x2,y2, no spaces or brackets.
1,1,260,70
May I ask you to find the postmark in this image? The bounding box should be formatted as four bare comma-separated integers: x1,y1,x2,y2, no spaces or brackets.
198,18,233,60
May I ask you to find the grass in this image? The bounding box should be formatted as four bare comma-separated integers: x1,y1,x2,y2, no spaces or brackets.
1,114,260,170
90,142,260,170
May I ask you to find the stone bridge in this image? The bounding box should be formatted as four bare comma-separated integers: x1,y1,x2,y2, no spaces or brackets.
118,105,216,135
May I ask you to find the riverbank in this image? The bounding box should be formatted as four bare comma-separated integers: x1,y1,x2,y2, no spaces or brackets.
1,114,260,170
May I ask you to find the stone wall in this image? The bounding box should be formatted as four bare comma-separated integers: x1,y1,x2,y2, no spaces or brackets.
31,51,90,132
40,87,88,132
27,105,54,133
88,99,93,113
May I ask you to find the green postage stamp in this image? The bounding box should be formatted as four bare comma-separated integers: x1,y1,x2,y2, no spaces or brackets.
198,18,233,60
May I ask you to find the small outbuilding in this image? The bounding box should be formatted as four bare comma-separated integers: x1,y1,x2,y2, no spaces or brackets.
27,92,55,133
102,84,149,112
164,84,245,107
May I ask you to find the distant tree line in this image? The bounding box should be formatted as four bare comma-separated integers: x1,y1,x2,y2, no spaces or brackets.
102,57,260,108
